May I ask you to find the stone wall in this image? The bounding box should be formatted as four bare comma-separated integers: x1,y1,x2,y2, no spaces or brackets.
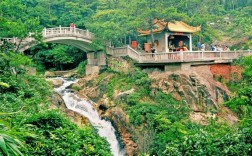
86,51,107,75
210,64,243,80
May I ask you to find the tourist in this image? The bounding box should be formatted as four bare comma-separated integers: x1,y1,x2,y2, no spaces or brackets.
70,23,75,28
224,46,230,51
201,43,205,51
210,44,215,51
197,41,201,51
212,45,217,51
151,47,156,57
216,45,223,51
70,23,75,32
183,44,188,51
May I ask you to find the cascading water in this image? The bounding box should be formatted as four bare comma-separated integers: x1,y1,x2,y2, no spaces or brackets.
54,78,125,156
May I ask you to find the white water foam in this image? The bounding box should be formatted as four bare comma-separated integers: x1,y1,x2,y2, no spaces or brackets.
54,78,125,156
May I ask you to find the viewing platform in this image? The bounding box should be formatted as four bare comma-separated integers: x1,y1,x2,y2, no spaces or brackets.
107,45,252,65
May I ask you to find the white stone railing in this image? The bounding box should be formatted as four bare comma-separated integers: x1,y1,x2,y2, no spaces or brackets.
127,46,140,61
0,26,93,47
106,46,128,56
43,26,93,39
107,46,252,63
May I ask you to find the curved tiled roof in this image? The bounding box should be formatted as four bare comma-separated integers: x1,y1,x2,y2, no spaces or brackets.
167,21,201,33
138,19,201,36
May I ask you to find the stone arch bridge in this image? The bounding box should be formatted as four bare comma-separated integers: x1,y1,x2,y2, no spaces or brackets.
1,27,106,75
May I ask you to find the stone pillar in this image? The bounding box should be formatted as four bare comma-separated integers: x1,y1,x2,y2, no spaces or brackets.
165,33,169,52
189,34,192,51
86,51,107,75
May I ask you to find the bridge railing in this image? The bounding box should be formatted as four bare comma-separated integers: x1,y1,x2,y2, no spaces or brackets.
108,46,252,63
127,46,140,61
0,38,17,44
139,51,181,63
182,50,251,61
106,46,128,56
43,26,93,39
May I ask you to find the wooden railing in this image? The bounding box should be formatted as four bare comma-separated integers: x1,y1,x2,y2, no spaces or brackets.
107,46,252,63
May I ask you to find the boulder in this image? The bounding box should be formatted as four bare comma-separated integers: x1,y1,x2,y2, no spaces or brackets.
46,78,64,88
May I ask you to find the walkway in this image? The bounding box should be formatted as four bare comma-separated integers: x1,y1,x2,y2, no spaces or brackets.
107,45,252,64
0,26,94,52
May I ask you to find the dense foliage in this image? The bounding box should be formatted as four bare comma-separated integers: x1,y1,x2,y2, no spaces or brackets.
0,44,111,155
105,61,252,155
226,56,252,118
1,0,251,71
0,0,252,155
0,72,111,155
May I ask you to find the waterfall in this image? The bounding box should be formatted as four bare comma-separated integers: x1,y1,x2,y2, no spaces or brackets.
54,78,125,156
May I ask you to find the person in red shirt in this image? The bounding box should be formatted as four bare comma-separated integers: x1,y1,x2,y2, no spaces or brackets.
70,23,75,28
69,23,75,32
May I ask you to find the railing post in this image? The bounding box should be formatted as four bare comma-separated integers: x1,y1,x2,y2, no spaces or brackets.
180,50,184,61
74,26,76,34
138,52,141,63
201,51,204,59
87,30,89,38
59,25,61,34
44,27,46,36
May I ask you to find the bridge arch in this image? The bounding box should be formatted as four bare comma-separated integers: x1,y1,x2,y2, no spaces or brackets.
10,27,107,75
19,27,94,52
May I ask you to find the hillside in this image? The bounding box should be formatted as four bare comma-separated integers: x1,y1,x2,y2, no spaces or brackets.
70,56,250,155
0,0,252,155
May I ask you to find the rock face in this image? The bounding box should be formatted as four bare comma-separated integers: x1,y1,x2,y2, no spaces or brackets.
102,107,139,156
71,75,139,156
107,56,135,74
148,65,238,125
67,58,239,155
210,64,243,80
45,70,77,78
149,66,229,112
50,92,90,127
46,78,64,88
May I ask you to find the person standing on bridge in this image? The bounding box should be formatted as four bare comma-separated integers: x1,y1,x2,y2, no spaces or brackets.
224,46,230,51
70,23,75,32
197,41,201,51
201,43,205,51
151,46,156,57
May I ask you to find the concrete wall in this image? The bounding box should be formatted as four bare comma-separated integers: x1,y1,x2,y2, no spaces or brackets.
165,62,192,72
87,51,106,66
86,51,107,75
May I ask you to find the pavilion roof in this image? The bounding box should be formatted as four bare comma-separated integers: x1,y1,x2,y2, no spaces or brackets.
138,19,201,36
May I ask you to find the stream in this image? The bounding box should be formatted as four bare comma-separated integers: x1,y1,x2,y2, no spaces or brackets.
54,78,125,156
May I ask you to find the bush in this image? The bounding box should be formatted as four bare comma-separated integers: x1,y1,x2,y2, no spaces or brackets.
164,126,252,156
23,110,112,156
76,61,87,75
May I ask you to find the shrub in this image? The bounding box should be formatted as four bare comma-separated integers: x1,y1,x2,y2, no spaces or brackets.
76,61,87,75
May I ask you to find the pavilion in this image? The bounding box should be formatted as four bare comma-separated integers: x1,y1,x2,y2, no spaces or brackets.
137,19,201,52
